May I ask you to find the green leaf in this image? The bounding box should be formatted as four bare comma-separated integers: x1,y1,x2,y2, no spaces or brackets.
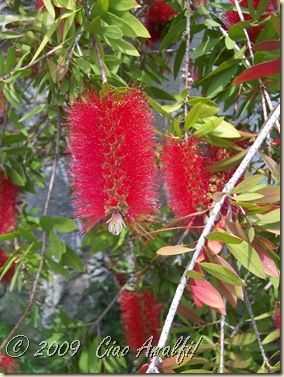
121,12,150,38
205,19,220,27
102,12,135,37
88,16,102,34
159,18,186,51
193,117,224,137
61,246,85,271
259,151,280,182
184,102,202,131
6,166,26,186
252,186,280,204
186,270,205,280
199,263,245,286
226,241,265,279
5,47,16,74
210,120,241,138
262,330,280,344
45,257,71,278
209,148,248,173
232,192,264,202
225,333,256,346
43,0,56,18
19,105,47,122
199,104,220,118
206,231,242,244
191,38,220,59
232,174,264,194
99,25,123,39
91,0,109,17
256,208,280,226
108,0,137,11
225,35,236,49
0,232,19,241
156,245,195,256
40,216,54,231
0,15,34,23
174,41,185,79
148,97,172,119
30,16,63,63
53,217,77,232
48,231,66,261
104,36,139,56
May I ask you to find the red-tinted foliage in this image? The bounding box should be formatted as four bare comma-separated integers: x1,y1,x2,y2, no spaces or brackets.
66,87,158,235
161,136,236,225
0,250,15,284
0,352,19,373
222,0,278,41
119,290,162,351
35,0,45,9
272,301,280,330
0,172,19,235
232,58,280,84
146,0,178,41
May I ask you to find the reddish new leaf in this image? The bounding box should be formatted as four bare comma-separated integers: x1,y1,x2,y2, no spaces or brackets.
137,364,150,373
232,59,280,84
252,241,279,278
252,40,280,51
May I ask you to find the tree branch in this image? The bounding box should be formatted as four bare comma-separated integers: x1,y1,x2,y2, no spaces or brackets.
146,101,280,373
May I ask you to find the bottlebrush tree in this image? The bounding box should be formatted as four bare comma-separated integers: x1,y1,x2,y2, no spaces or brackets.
0,0,280,374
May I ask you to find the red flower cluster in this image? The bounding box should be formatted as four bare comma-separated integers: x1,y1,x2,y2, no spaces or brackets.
0,352,19,373
161,136,235,224
0,250,15,284
35,0,45,10
119,290,162,351
146,0,178,41
222,0,278,41
66,87,158,235
272,301,280,330
0,172,18,235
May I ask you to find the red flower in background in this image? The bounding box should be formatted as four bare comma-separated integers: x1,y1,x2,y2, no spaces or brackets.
66,87,158,235
35,0,45,10
222,0,278,41
146,0,178,41
272,301,280,330
0,352,19,373
161,136,237,225
0,172,19,235
119,290,162,351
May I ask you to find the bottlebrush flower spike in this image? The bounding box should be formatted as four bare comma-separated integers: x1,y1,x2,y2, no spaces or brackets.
161,136,237,225
146,0,178,41
222,0,278,40
66,86,158,235
119,290,162,351
272,301,280,330
0,352,19,373
0,171,19,235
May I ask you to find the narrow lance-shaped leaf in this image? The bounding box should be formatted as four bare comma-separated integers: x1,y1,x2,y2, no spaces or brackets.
232,59,280,84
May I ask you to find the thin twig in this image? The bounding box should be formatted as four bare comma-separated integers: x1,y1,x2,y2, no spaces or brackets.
0,45,63,83
183,0,192,118
146,102,280,373
82,0,107,83
0,121,61,352
219,305,226,373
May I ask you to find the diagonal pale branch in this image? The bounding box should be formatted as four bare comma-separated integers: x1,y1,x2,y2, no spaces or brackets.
146,101,280,373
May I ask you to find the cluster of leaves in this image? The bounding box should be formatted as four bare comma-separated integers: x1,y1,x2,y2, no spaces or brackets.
0,0,280,373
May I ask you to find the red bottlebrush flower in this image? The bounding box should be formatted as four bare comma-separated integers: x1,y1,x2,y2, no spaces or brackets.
35,0,45,10
0,352,19,373
272,301,280,330
146,0,178,41
65,87,158,235
222,0,278,41
0,250,16,284
119,290,162,351
161,136,237,225
0,172,19,235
